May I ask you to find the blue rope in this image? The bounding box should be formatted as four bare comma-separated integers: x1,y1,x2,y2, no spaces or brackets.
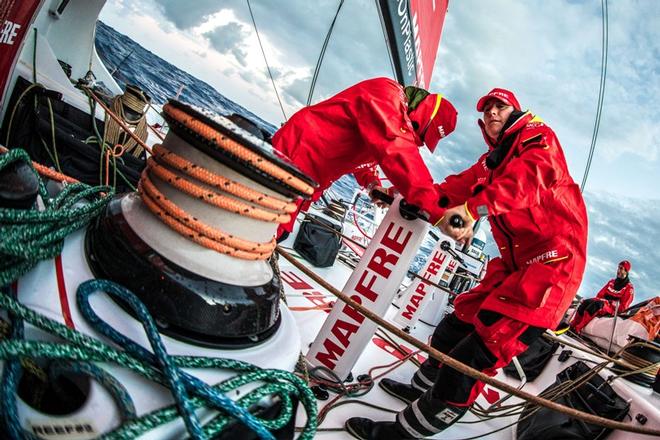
77,280,204,439
76,279,275,440
0,285,40,440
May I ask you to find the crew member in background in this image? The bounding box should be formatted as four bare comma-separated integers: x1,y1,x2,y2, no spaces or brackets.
272,77,458,241
346,88,588,439
570,260,635,333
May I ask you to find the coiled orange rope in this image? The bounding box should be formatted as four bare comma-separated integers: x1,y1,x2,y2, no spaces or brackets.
152,144,297,215
162,103,314,196
138,176,276,260
140,141,306,259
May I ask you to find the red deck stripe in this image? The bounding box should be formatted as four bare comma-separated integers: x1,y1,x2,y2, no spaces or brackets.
55,255,75,329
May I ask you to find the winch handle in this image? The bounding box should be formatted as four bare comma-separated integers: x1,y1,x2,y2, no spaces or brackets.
369,189,425,221
370,190,467,227
449,215,465,228
440,240,467,267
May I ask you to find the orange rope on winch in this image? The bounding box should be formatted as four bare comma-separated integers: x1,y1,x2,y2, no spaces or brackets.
153,144,297,213
139,178,275,260
145,156,290,223
138,137,301,259
163,103,314,196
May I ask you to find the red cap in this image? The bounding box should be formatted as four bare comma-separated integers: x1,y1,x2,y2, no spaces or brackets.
409,94,457,152
619,260,631,272
476,88,521,112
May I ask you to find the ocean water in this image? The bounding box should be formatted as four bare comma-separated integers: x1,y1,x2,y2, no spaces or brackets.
94,22,437,273
95,21,277,135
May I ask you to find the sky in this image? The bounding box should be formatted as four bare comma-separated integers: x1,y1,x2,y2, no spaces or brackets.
99,0,660,302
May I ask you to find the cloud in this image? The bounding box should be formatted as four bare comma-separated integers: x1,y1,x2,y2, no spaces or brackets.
283,77,312,107
204,22,249,66
156,0,225,30
577,191,660,301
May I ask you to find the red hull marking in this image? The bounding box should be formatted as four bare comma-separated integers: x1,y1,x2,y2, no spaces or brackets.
481,387,501,404
54,255,75,329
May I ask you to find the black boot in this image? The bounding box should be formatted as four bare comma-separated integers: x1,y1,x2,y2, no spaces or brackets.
345,417,415,440
379,378,423,404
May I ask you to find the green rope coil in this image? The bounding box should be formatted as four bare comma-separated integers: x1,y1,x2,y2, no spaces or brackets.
0,148,114,286
0,283,318,439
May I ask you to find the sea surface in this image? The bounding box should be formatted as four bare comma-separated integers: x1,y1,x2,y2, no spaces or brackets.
95,21,439,274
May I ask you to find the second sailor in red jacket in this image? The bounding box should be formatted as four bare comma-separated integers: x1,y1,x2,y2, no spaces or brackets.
571,260,635,333
272,77,458,239
346,88,589,440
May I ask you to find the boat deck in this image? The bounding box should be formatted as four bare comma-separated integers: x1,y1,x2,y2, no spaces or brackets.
278,232,660,439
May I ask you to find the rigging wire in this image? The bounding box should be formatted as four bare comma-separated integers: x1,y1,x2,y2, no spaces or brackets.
580,0,609,192
306,0,345,106
246,0,288,122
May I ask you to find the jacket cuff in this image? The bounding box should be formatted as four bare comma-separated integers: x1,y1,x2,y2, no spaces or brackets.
428,206,446,226
466,193,488,218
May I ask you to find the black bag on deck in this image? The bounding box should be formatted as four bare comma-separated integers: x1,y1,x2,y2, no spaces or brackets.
293,215,341,267
1,78,145,194
516,361,630,440
504,335,559,381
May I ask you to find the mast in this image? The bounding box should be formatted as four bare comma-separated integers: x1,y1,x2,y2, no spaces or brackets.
376,0,449,88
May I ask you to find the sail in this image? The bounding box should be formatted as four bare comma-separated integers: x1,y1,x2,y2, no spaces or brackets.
0,0,44,109
376,0,449,89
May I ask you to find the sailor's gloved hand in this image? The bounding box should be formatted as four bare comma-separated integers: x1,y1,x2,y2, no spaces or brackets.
436,204,475,245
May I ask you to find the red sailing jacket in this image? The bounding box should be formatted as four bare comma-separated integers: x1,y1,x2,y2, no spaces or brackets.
595,279,635,314
438,112,588,328
272,77,446,223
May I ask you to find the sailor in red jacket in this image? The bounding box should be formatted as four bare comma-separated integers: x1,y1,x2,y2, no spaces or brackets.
346,88,588,439
272,77,457,240
571,260,635,333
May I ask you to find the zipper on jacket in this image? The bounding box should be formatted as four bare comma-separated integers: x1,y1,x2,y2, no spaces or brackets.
491,215,517,271
486,168,518,270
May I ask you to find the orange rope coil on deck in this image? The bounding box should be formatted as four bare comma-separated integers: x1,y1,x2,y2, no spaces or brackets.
162,103,314,197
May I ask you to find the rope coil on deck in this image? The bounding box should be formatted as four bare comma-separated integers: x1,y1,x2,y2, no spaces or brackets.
0,280,318,440
0,148,113,286
103,86,150,158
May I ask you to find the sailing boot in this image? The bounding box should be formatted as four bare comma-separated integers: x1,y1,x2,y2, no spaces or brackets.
379,359,439,404
396,395,468,438
378,379,423,404
345,417,415,440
